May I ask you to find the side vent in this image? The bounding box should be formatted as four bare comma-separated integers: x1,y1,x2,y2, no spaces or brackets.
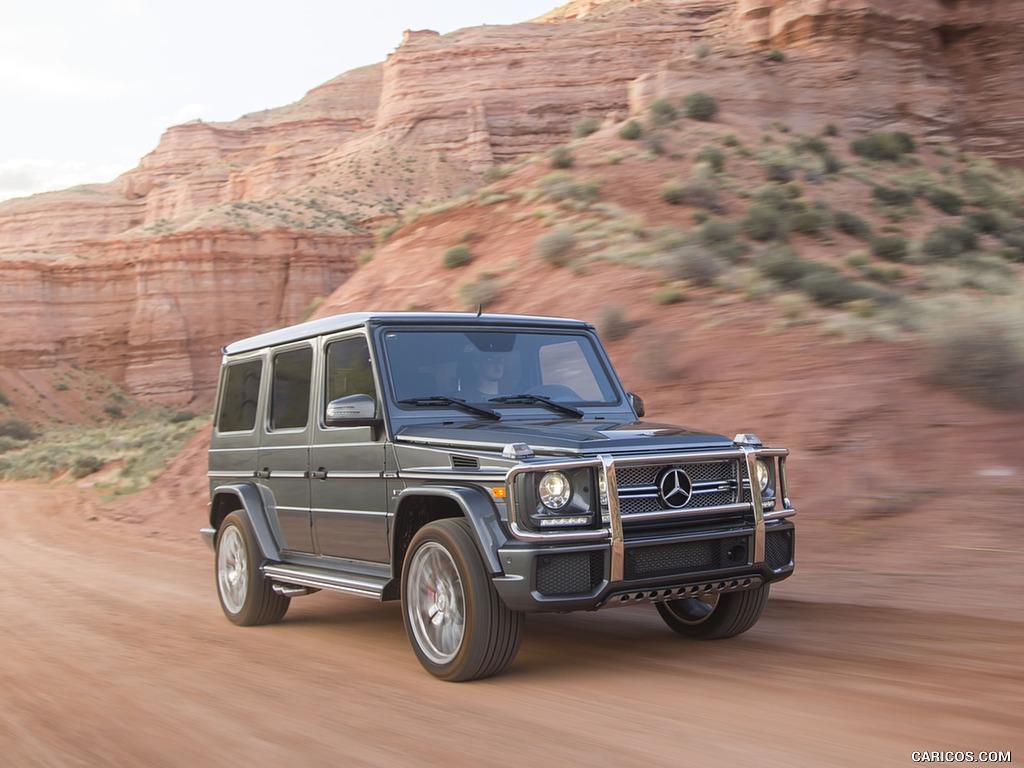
451,455,480,470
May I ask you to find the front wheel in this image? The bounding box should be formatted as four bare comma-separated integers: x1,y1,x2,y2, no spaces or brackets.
215,512,289,626
402,518,523,681
656,584,770,640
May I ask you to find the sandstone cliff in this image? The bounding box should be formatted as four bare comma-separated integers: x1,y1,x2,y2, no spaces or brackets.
1,0,1022,405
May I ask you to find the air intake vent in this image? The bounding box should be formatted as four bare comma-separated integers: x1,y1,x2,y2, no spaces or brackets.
451,455,480,469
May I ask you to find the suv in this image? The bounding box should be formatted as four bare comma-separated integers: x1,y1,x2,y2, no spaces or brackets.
203,312,795,681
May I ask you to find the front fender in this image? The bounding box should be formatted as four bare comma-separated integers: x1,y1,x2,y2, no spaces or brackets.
394,485,507,575
207,483,282,562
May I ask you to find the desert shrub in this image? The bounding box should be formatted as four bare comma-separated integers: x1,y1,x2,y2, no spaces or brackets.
965,210,1005,234
768,48,786,62
872,184,915,207
921,224,977,260
823,123,840,137
763,158,795,183
851,131,916,161
694,145,725,172
798,267,880,307
549,146,574,169
820,151,843,174
926,320,1024,410
572,117,601,138
697,218,737,246
103,404,124,419
921,225,978,260
72,455,103,479
538,172,601,204
652,287,687,305
742,203,788,241
443,245,473,269
789,208,828,235
865,264,904,284
0,389,8,406
597,305,632,341
459,274,501,310
834,210,872,239
870,234,909,262
791,135,829,156
618,119,642,140
755,247,811,285
665,245,725,287
682,91,719,121
659,181,687,205
1000,233,1024,262
649,98,678,126
0,417,36,441
169,410,196,424
482,164,513,183
535,226,576,266
722,133,741,147
923,185,964,216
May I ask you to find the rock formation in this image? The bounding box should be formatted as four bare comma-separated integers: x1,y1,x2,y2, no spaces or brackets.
1,0,1021,404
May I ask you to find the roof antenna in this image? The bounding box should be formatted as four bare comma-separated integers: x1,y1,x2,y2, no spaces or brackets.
476,304,483,317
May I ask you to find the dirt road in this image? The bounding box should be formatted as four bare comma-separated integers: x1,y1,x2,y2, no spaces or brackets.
0,483,1018,767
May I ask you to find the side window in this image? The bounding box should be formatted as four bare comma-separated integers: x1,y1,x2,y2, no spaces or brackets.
325,336,377,409
270,347,313,431
216,359,263,433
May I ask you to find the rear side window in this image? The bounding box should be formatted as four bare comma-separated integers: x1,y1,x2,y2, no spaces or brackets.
270,347,313,430
325,336,377,403
216,359,263,432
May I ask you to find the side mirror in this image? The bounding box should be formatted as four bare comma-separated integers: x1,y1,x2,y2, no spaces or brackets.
325,394,378,426
627,392,645,418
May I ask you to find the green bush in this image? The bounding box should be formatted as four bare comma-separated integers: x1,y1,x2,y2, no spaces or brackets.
872,184,915,207
834,210,872,239
763,158,795,183
921,225,977,259
442,245,473,269
694,145,725,172
823,123,840,137
618,119,642,140
549,146,574,169
851,131,916,161
697,218,737,246
789,208,828,235
572,117,601,138
0,389,8,406
965,210,1005,234
659,181,687,205
72,455,103,479
682,92,719,122
755,247,811,285
597,305,632,341
652,287,687,305
0,417,36,441
798,268,878,307
923,186,964,215
459,275,501,310
535,227,576,266
665,245,724,287
768,49,786,62
649,98,678,126
870,234,909,262
927,321,1024,410
742,203,788,241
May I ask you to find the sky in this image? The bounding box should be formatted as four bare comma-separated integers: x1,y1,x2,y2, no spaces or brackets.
0,0,562,203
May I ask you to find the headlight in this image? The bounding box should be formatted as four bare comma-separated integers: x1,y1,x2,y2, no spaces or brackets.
538,471,571,510
756,460,771,493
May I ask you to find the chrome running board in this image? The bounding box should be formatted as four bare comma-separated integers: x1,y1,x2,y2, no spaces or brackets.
262,563,389,600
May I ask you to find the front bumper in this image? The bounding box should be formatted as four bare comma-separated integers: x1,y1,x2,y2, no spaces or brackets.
494,520,794,612
494,447,795,612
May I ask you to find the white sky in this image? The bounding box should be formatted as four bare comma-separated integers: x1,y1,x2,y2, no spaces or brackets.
0,0,561,202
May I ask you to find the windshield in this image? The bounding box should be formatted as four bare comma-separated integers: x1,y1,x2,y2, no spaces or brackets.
382,329,620,409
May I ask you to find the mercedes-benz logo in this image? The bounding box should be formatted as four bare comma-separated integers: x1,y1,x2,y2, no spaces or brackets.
657,467,693,509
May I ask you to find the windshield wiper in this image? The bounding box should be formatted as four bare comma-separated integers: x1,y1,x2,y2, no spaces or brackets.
488,394,584,418
398,396,500,420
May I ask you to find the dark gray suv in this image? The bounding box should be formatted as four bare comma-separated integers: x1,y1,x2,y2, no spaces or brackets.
203,312,796,681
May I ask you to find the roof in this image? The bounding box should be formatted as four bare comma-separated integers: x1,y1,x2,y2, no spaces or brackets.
222,311,593,355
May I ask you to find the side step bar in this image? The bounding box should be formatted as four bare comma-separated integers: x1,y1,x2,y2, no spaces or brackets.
262,563,390,600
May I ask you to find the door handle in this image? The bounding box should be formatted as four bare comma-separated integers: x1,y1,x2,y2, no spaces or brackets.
254,468,271,479
309,467,328,481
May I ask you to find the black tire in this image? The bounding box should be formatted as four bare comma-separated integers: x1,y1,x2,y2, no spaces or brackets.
215,512,289,626
402,518,524,682
656,584,770,640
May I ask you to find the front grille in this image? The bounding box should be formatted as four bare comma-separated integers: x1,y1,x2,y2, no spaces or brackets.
624,536,749,580
536,551,604,596
765,528,794,570
617,460,738,517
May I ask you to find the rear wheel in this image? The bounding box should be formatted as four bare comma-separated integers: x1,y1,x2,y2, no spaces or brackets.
216,512,289,626
402,518,523,681
656,584,770,640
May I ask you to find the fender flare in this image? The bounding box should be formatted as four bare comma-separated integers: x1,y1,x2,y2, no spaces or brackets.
394,485,507,575
209,482,282,562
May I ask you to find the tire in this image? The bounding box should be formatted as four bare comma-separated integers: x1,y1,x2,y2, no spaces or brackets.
402,518,524,682
656,583,770,640
215,512,289,626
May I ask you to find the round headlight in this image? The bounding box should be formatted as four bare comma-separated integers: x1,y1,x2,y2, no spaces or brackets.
538,471,572,510
755,460,771,493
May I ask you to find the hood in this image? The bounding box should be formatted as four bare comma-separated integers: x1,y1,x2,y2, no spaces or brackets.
394,418,733,455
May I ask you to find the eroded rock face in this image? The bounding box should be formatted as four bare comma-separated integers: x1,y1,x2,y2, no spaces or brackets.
1,0,1022,404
